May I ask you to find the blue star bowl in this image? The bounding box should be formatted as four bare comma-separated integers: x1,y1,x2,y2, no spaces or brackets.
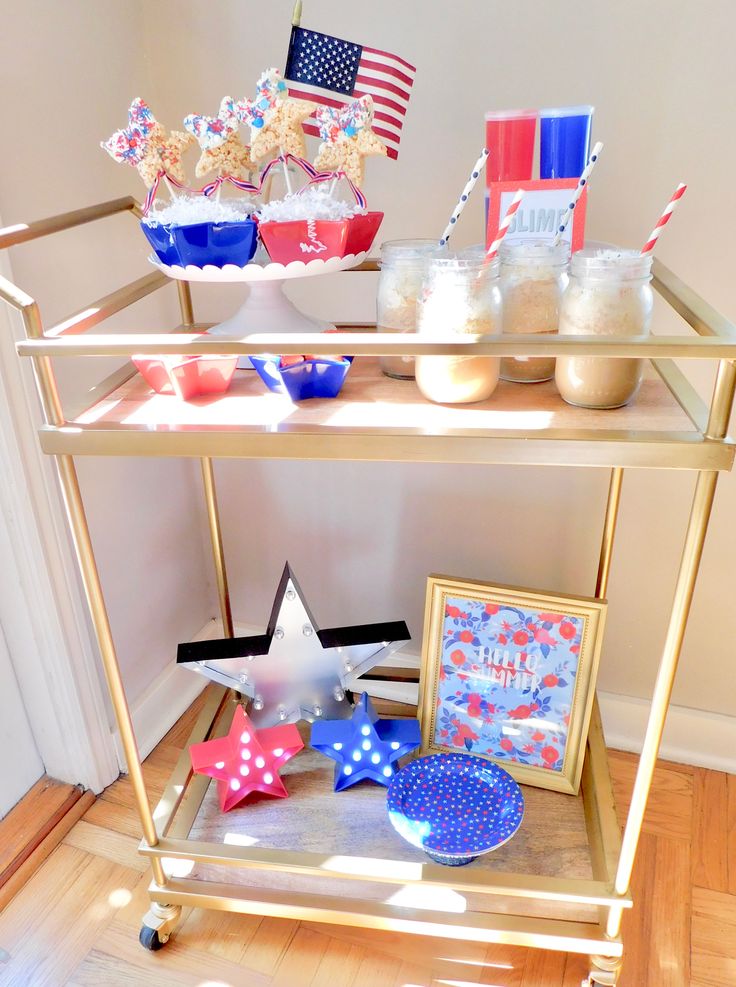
251,355,354,401
141,218,258,268
386,753,524,866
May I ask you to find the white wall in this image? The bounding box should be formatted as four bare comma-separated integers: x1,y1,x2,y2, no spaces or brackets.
0,1,216,714
146,0,736,718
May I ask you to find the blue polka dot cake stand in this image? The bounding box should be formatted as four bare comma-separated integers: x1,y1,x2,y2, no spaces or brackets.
386,753,524,866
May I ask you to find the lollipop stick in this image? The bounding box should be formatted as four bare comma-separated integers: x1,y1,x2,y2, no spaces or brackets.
439,148,489,247
552,141,604,247
163,175,179,201
280,148,294,196
640,183,687,254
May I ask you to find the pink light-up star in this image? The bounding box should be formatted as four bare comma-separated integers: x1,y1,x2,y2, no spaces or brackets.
189,704,303,812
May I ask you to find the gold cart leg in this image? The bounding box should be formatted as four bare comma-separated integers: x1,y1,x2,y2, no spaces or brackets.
200,457,234,638
56,455,167,888
176,281,194,327
607,359,736,940
595,467,623,599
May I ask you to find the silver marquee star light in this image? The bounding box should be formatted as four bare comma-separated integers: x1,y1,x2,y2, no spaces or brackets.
177,563,410,728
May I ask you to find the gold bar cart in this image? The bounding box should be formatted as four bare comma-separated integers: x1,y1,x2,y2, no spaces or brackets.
2,198,734,986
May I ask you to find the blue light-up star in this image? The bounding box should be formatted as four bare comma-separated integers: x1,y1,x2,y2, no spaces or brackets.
311,693,421,792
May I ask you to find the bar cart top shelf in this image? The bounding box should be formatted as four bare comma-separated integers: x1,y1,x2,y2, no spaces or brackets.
34,356,734,470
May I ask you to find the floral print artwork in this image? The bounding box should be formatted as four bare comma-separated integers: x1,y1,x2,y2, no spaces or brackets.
433,594,585,773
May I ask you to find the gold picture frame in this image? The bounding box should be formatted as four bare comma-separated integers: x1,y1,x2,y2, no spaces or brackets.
418,575,607,795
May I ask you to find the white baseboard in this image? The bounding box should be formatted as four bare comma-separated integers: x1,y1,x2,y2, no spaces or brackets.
115,619,736,776
596,691,736,774
112,620,219,769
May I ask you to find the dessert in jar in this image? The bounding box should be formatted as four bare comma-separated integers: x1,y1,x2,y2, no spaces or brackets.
376,240,438,379
499,240,569,382
415,255,502,404
555,249,654,409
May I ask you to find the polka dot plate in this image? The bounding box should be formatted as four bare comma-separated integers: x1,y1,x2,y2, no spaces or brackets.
386,752,524,866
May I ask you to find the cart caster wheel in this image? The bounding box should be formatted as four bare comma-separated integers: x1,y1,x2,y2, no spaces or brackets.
139,925,168,951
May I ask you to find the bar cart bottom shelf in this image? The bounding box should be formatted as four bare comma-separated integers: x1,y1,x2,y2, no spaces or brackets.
140,687,627,977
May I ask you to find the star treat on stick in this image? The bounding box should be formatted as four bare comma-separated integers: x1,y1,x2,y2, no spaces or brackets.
238,68,316,162
101,98,193,188
184,97,255,179
313,95,387,188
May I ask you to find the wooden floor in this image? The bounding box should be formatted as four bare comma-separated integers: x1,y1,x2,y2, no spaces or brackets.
0,688,733,987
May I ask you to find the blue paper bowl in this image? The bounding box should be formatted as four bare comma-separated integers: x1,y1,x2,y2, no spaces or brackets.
251,355,353,401
387,753,524,866
141,218,258,268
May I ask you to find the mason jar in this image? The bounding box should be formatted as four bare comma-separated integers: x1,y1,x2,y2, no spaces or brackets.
376,239,438,379
555,249,654,409
415,255,502,404
499,240,569,382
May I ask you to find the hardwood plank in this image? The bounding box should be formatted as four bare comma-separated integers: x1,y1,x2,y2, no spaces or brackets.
519,949,566,986
175,901,262,964
0,776,83,887
608,749,694,841
80,796,143,839
621,831,691,987
396,962,432,987
62,819,148,872
691,767,729,892
691,886,736,987
352,950,402,987
311,937,364,987
72,917,270,987
272,926,330,987
479,944,527,985
240,916,299,976
0,792,94,913
561,953,590,986
620,831,657,987
304,921,488,977
0,844,139,987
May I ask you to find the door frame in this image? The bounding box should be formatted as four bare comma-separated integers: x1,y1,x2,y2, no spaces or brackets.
0,249,119,793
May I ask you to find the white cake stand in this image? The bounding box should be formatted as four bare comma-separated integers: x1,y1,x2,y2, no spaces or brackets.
151,252,368,366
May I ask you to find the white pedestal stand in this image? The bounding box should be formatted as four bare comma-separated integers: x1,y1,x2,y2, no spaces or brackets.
151,251,366,368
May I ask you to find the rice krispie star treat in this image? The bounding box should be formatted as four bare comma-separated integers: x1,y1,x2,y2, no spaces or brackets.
238,68,316,161
184,97,256,179
101,97,194,188
313,95,387,187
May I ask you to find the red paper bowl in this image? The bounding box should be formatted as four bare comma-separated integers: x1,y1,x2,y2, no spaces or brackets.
133,355,238,401
259,212,383,264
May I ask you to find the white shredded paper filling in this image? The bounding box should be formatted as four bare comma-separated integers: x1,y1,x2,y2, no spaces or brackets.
143,195,256,227
257,188,366,223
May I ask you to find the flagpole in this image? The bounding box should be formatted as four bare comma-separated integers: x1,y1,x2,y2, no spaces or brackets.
292,0,302,26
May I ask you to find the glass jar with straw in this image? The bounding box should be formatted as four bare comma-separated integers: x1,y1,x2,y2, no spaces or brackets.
556,182,686,409
415,254,502,404
376,240,438,379
555,248,653,408
499,240,570,382
376,149,491,381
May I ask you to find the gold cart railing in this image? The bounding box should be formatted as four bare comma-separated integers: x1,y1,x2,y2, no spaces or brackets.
2,198,735,985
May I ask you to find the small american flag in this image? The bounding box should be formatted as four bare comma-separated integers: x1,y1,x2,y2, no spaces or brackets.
285,26,416,160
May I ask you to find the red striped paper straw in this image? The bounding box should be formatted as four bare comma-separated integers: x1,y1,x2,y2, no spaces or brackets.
640,183,687,254
485,189,525,263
